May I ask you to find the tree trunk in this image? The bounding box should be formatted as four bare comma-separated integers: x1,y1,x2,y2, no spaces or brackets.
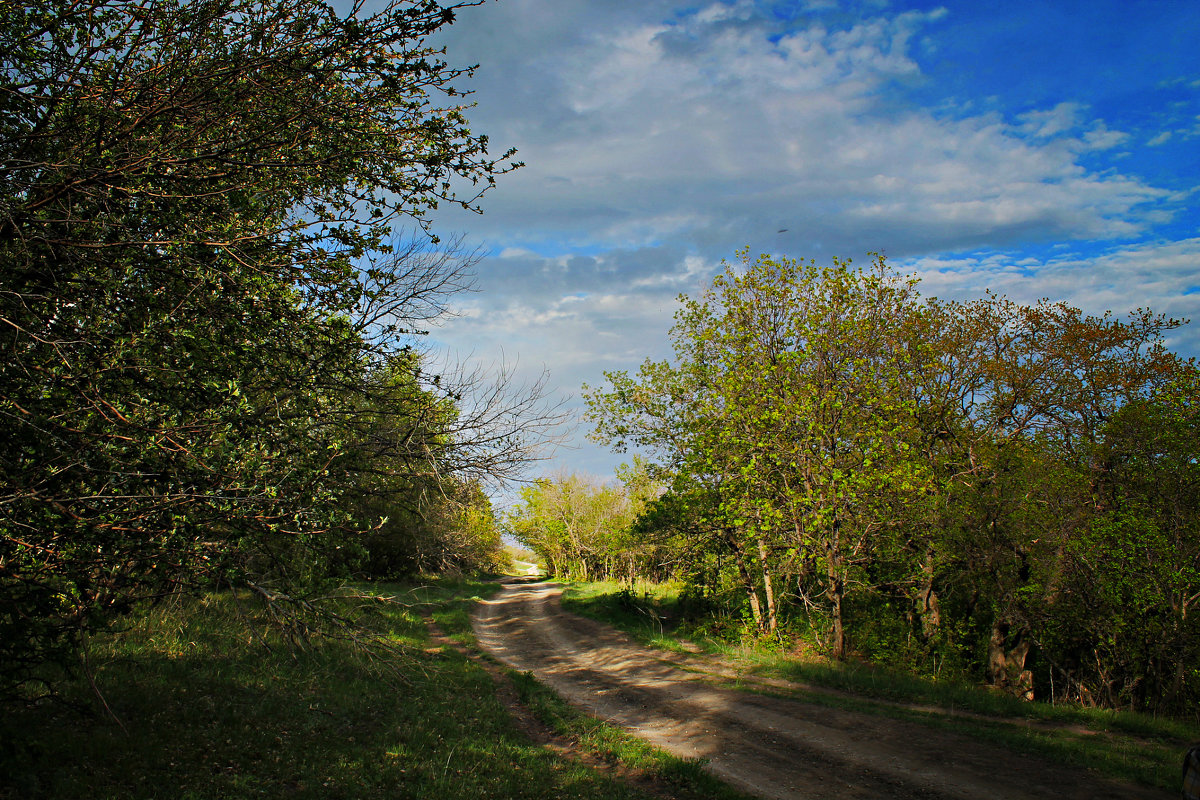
828,566,845,658
917,546,941,640
987,618,1034,701
727,533,764,631
827,516,846,658
757,537,778,633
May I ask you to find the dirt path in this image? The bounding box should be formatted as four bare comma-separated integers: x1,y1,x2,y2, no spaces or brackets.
472,580,1172,800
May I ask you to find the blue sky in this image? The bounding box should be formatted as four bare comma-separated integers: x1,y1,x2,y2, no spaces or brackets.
418,0,1200,490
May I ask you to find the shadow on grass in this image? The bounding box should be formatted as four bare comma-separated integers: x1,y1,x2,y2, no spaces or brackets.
560,580,1198,793
0,582,664,800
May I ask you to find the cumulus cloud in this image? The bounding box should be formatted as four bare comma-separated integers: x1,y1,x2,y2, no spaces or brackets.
421,0,1199,479
436,0,1177,260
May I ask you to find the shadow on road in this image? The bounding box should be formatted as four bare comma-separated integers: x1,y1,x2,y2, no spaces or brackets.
473,581,1172,800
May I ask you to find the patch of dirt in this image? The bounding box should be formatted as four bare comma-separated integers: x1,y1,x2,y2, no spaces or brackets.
471,580,1175,800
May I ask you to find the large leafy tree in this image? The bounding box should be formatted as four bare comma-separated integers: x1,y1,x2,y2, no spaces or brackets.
586,248,1197,712
0,0,529,698
695,252,928,651
588,251,930,645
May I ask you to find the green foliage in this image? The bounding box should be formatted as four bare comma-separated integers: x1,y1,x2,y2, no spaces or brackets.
506,473,650,582
1038,370,1200,711
586,250,932,645
0,0,538,700
584,247,1199,716
353,477,507,578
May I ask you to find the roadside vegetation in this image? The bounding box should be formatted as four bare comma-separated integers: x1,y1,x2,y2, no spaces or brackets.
561,579,1198,792
1,576,749,800
1,0,562,706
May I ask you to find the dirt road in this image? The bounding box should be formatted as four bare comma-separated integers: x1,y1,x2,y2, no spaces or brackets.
472,580,1172,800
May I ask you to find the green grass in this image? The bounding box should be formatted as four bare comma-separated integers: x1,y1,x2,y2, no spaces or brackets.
510,671,755,800
560,580,700,654
0,577,727,800
562,579,1200,793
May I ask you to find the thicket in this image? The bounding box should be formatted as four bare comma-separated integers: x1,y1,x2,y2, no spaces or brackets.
0,0,556,702
581,249,1199,716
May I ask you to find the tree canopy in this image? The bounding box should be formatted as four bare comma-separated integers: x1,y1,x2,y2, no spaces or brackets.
0,0,555,700
584,249,1198,714
506,465,665,584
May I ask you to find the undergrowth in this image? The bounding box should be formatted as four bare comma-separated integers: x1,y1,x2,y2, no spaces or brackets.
561,579,1199,793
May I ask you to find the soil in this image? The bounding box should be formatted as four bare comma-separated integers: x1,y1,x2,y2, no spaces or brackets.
471,580,1175,800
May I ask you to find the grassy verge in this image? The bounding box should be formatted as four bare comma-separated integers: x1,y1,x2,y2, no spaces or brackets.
560,580,701,654
562,579,1199,793
0,577,727,800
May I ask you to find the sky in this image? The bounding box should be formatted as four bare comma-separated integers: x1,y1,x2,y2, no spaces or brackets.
418,0,1200,489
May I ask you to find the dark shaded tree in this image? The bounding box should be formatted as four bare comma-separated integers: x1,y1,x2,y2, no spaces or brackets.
0,0,553,700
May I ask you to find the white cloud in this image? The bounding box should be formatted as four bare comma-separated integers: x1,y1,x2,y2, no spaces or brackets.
435,1,1174,261
498,246,542,260
1080,123,1129,151
1016,102,1085,139
422,0,1198,481
907,238,1200,356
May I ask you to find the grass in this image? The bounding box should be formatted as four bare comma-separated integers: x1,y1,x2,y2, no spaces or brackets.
509,672,754,800
0,577,733,800
562,579,1200,793
560,580,700,654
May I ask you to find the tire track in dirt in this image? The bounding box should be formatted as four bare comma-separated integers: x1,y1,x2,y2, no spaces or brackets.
472,580,1172,800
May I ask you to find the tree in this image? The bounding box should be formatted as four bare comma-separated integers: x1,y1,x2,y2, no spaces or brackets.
506,473,641,582
586,247,1197,713
0,0,550,700
353,472,507,578
903,296,1188,699
1030,366,1200,711
584,318,777,630
588,251,930,647
695,252,930,652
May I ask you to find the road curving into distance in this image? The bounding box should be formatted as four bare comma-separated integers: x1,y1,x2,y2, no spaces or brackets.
472,580,1172,800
